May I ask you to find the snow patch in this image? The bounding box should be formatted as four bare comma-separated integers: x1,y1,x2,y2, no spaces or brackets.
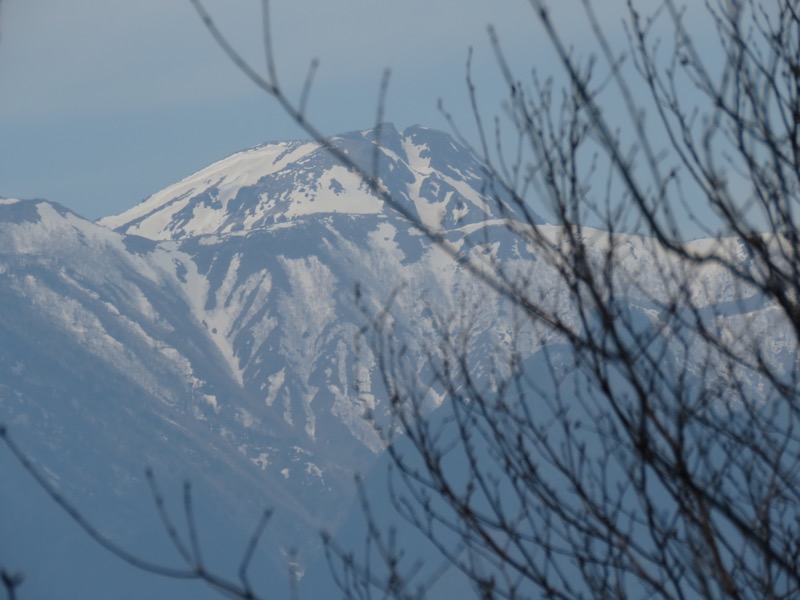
265,368,286,407
251,453,270,470
305,462,324,482
203,394,220,413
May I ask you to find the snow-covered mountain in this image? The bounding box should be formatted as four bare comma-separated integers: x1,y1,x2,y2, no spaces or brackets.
1,125,793,599
0,126,538,599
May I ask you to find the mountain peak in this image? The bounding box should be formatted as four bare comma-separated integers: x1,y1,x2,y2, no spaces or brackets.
0,198,133,257
98,126,517,241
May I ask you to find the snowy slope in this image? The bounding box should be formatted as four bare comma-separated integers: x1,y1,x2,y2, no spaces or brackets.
0,199,332,597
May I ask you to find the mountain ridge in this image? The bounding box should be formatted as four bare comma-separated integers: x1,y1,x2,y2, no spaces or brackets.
98,124,519,241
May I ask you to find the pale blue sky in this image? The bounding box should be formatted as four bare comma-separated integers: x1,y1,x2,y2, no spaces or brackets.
0,0,705,222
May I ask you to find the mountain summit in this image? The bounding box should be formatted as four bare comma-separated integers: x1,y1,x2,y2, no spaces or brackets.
100,125,512,241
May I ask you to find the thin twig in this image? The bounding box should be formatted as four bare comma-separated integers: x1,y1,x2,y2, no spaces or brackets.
238,508,272,592
371,69,392,182
298,58,320,119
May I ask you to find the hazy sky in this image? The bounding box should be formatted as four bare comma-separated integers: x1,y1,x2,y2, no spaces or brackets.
0,0,697,221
